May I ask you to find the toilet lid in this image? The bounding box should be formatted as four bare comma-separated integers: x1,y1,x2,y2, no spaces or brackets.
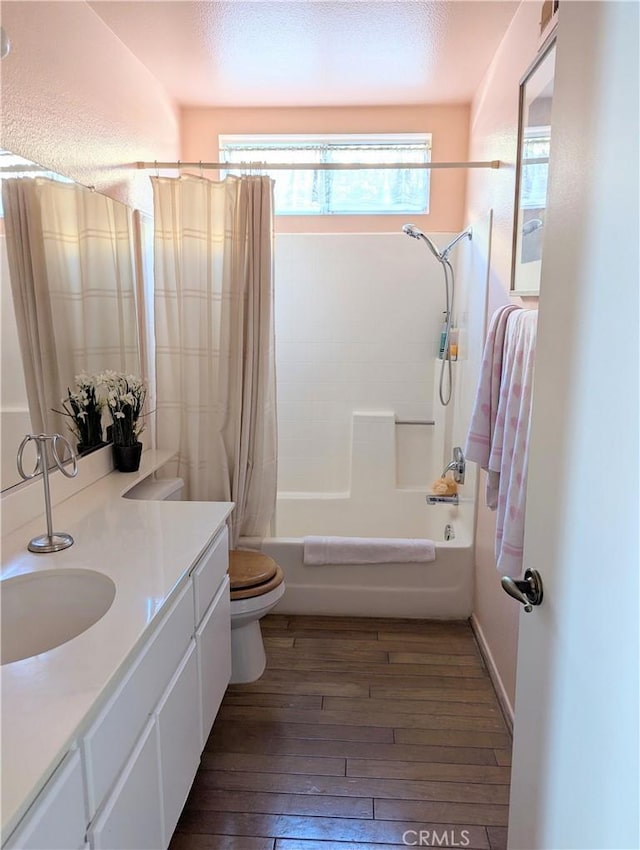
230,565,284,600
228,550,278,590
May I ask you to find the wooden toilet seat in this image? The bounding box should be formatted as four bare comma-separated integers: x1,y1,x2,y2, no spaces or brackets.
228,550,284,600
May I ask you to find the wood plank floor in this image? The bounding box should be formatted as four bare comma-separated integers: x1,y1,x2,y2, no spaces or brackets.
171,615,512,850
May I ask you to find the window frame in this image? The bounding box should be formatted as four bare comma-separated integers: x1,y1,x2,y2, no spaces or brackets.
218,133,432,217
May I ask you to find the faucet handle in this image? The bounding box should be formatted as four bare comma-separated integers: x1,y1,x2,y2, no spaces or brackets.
453,447,465,482
444,446,465,484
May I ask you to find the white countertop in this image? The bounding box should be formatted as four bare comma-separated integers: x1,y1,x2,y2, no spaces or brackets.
1,452,233,839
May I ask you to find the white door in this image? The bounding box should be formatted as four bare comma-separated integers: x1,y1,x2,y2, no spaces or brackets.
507,4,639,849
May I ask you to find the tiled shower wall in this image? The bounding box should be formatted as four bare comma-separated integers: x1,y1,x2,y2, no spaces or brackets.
274,232,456,494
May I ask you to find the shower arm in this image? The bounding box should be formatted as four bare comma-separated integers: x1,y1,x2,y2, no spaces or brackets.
441,227,472,260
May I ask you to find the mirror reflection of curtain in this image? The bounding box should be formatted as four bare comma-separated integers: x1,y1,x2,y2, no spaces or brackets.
152,175,277,546
2,178,139,438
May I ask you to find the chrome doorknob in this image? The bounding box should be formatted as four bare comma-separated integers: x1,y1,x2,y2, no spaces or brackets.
500,569,544,613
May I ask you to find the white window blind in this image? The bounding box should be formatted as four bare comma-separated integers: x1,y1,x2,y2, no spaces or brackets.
219,134,431,215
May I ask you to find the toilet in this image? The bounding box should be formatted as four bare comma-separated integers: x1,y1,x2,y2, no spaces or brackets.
228,549,285,683
125,476,285,684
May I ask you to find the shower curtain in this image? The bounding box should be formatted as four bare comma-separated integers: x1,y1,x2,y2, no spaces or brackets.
2,178,138,437
152,174,277,546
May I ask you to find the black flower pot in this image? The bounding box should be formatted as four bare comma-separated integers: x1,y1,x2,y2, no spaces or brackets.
113,441,143,473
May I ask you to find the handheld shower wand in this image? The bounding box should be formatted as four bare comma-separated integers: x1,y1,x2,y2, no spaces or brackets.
402,223,472,406
402,223,443,262
402,223,471,261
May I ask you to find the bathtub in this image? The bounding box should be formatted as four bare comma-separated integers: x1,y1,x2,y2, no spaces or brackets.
239,500,474,620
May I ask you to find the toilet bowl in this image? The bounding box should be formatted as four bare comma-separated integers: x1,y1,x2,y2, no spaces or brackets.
124,476,285,684
228,550,285,684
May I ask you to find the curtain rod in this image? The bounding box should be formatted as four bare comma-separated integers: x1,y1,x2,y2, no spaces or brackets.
135,159,501,172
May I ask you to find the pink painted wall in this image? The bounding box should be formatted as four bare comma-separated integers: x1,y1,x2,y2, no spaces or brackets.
180,105,469,233
464,0,542,717
0,1,179,213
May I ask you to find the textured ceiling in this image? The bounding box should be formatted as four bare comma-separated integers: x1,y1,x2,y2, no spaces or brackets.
89,1,519,107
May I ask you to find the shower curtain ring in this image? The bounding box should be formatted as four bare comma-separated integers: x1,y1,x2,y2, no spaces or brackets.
154,160,159,177
199,160,203,179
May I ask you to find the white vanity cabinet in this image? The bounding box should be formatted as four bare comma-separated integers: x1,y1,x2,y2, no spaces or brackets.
3,750,87,850
82,580,195,815
2,523,231,850
191,526,232,747
87,719,164,850
155,640,201,844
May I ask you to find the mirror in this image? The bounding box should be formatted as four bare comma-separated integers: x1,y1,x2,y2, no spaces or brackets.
511,39,556,295
0,152,141,491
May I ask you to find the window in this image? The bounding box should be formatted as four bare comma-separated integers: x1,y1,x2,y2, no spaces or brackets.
219,134,431,215
520,128,550,210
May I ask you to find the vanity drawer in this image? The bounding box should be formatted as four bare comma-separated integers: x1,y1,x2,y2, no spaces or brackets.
82,579,193,817
4,749,87,850
192,525,229,625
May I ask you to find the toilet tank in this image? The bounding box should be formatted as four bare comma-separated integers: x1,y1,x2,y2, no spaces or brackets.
124,477,184,501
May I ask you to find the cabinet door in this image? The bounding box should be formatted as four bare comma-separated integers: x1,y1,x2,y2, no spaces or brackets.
87,719,163,850
82,579,194,817
156,640,201,845
4,750,87,850
196,575,231,747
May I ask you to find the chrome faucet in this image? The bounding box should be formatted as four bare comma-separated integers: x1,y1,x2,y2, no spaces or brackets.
441,446,465,484
426,447,465,506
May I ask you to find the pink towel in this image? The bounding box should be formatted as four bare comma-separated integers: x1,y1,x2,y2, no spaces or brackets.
465,305,521,508
491,310,537,577
303,536,436,566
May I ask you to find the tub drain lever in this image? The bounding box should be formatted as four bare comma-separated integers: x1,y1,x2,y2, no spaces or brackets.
501,569,544,613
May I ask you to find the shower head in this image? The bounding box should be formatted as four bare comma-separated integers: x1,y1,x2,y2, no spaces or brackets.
402,223,422,239
402,223,443,261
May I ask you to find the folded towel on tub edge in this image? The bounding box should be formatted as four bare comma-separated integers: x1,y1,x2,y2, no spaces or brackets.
303,536,437,566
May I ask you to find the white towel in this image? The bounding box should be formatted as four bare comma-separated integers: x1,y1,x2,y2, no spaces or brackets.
491,310,538,577
303,536,436,566
465,304,521,508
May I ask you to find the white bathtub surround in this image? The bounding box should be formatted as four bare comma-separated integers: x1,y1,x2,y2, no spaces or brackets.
277,409,473,538
275,232,453,494
153,175,277,545
0,460,233,841
303,535,436,566
260,223,490,620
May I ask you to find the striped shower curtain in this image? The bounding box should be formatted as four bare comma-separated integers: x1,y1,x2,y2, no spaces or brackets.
152,174,277,546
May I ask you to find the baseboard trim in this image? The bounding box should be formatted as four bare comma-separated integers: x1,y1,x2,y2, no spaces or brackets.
470,613,514,734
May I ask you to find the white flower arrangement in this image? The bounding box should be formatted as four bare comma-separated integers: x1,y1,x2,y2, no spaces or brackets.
55,373,104,449
97,371,147,447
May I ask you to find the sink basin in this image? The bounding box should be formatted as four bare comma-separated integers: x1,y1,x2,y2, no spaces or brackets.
1,569,116,665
